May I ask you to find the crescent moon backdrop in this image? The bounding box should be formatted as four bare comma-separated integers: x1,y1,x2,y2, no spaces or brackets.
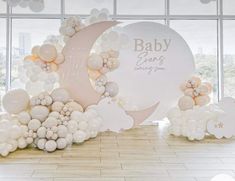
58,21,120,108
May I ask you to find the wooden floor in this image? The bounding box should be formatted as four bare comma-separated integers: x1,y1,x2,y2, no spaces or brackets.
0,123,235,181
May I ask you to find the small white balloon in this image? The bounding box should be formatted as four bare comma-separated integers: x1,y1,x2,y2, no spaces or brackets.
28,119,41,131
56,138,67,149
45,140,57,152
51,88,70,103
18,137,27,149
57,125,68,138
30,105,49,122
17,111,31,125
37,138,47,150
37,126,47,138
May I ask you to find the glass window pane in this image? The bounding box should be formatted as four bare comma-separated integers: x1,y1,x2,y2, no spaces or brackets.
0,1,6,13
223,0,235,15
224,20,235,97
170,20,218,101
12,0,60,14
65,0,113,15
117,0,165,15
11,19,60,88
0,19,6,105
170,0,217,15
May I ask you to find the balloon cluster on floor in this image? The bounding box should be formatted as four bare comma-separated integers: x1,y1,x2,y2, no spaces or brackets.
3,0,44,12
0,9,128,157
167,76,235,141
0,88,102,157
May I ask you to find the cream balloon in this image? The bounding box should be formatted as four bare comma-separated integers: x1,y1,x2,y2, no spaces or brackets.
39,44,57,62
2,89,30,114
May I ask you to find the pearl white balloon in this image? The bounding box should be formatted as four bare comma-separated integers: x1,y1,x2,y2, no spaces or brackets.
51,88,70,103
73,130,86,143
70,111,83,120
87,53,103,70
28,0,44,12
66,133,73,145
8,140,18,152
45,140,57,152
28,119,41,131
49,111,60,119
51,101,64,112
78,121,88,131
105,82,119,97
18,137,27,149
57,125,68,138
30,106,49,121
0,129,8,142
2,89,30,114
67,120,78,133
37,126,47,138
37,138,47,150
65,101,83,112
56,138,67,149
39,44,57,62
43,117,58,128
17,111,31,125
10,125,22,139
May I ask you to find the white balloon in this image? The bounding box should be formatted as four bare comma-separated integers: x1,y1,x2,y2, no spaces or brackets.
37,126,47,138
18,137,27,149
56,138,67,149
70,111,83,120
57,125,68,138
0,129,8,142
43,117,58,128
51,101,64,112
10,125,22,139
30,105,49,122
28,0,44,12
8,140,18,152
73,130,86,143
105,82,119,97
66,133,73,145
37,138,46,150
28,119,41,131
18,111,31,125
45,140,57,152
87,53,103,70
51,88,70,103
67,120,78,133
2,89,30,114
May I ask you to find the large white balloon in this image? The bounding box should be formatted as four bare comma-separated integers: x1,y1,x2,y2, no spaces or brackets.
2,89,30,114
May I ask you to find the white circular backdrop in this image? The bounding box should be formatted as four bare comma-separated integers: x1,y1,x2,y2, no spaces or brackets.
108,22,195,118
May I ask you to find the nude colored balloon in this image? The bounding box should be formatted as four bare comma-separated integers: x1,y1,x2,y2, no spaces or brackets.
178,96,195,111
2,89,30,114
39,44,57,62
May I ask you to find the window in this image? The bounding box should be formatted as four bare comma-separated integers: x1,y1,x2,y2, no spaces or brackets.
224,20,235,97
11,19,60,89
170,20,218,101
0,18,6,106
0,0,235,102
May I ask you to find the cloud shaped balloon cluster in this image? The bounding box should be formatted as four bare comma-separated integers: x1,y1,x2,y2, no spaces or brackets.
0,88,102,157
167,105,223,140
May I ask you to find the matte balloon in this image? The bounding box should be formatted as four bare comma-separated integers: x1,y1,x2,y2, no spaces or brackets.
30,105,49,121
2,89,30,114
39,44,57,62
51,88,70,103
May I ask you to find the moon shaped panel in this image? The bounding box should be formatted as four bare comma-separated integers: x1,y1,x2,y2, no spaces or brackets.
59,21,120,108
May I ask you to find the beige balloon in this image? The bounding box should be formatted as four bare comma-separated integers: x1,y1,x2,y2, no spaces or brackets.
59,21,158,127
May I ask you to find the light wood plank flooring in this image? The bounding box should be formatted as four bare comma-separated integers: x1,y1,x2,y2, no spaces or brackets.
0,123,235,181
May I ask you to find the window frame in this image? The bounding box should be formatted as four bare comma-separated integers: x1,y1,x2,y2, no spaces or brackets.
0,0,234,101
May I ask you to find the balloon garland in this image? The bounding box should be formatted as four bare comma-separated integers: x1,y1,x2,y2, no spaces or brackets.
0,8,122,157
